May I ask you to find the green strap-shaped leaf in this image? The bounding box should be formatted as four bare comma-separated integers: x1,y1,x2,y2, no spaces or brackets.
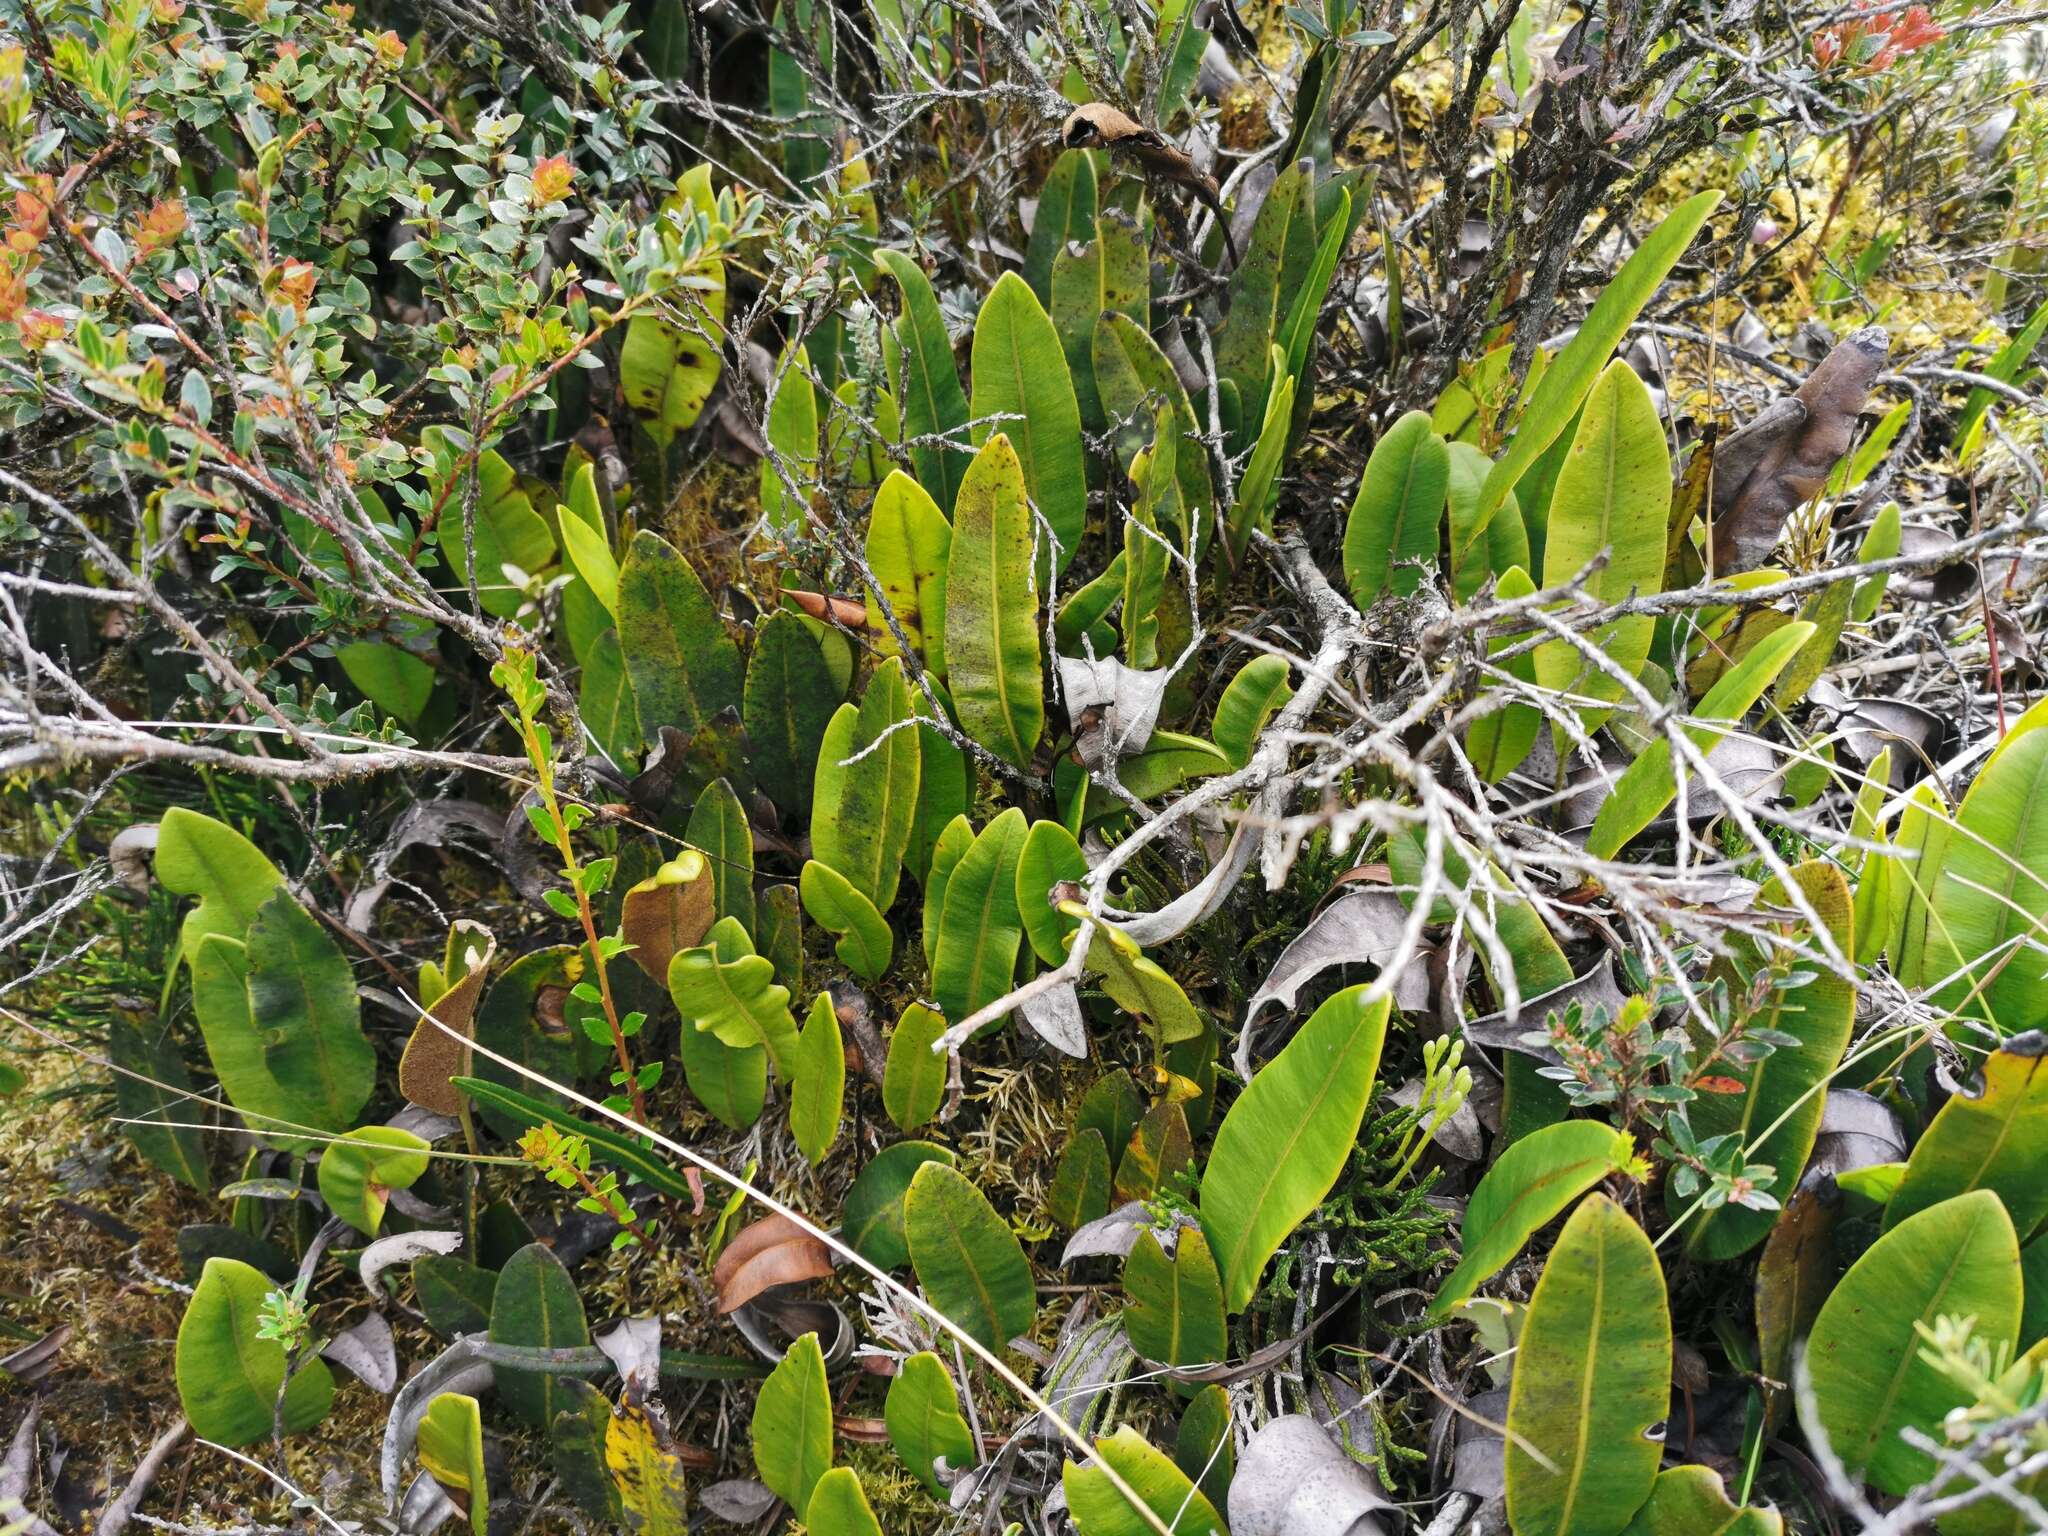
685,775,756,933
758,880,804,994
579,627,643,767
157,806,283,966
1472,189,1720,536
316,1125,430,1236
1017,819,1089,966
845,1139,957,1269
751,1331,833,1511
1048,1128,1113,1232
616,530,744,735
1273,185,1353,446
1505,1194,1671,1536
556,463,620,619
905,1159,1037,1351
417,1393,489,1536
1122,406,1178,668
1342,408,1451,606
415,1256,497,1337
1430,1120,1637,1316
1199,984,1391,1313
761,341,820,534
878,249,972,509
1585,619,1815,859
804,1468,883,1536
1446,438,1529,601
1092,311,1213,532
799,859,893,981
618,186,726,445
246,887,374,1131
930,807,1030,1026
1888,1036,2048,1232
1212,653,1294,770
1173,1385,1234,1516
790,991,845,1166
1226,360,1296,565
1531,358,1672,730
882,1003,948,1131
909,685,970,886
675,1004,767,1130
427,438,557,620
1920,702,2048,1029
467,947,586,1138
1465,565,1542,782
1063,1426,1226,1536
1084,928,1204,1047
453,1076,698,1203
1886,774,1957,994
971,270,1087,576
110,1015,210,1192
1214,163,1317,444
923,812,975,968
668,932,800,1078
745,610,838,820
944,435,1044,769
1805,1190,2021,1494
1682,862,1856,1259
1619,1466,1783,1536
1052,211,1149,439
885,1351,976,1494
490,1242,591,1428
338,641,434,724
768,0,831,187
175,1257,334,1446
811,655,921,910
864,469,952,674
551,1378,621,1525
1123,1226,1226,1379
1023,150,1098,301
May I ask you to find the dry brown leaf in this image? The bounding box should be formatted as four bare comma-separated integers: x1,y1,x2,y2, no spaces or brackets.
1708,325,1890,574
712,1213,833,1315
619,849,715,986
398,922,496,1116
782,589,869,628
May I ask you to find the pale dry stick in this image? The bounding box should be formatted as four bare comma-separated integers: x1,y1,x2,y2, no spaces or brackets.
1894,1425,2048,1532
929,530,1369,1055
0,469,317,759
95,1421,189,1536
433,1018,1182,1536
1516,600,1846,975
191,1442,352,1536
1482,512,2043,669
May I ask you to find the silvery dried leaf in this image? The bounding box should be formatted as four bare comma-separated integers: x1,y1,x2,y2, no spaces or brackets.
1465,953,1627,1065
361,1230,462,1302
1061,1202,1157,1266
1021,981,1089,1058
323,1311,398,1394
594,1316,662,1394
1238,889,1428,1076
1057,654,1169,757
1229,1415,1389,1536
698,1480,778,1523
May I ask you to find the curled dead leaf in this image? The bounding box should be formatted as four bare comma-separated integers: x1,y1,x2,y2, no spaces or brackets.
1709,325,1891,574
398,923,496,1117
618,849,714,986
783,589,869,628
712,1213,833,1315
